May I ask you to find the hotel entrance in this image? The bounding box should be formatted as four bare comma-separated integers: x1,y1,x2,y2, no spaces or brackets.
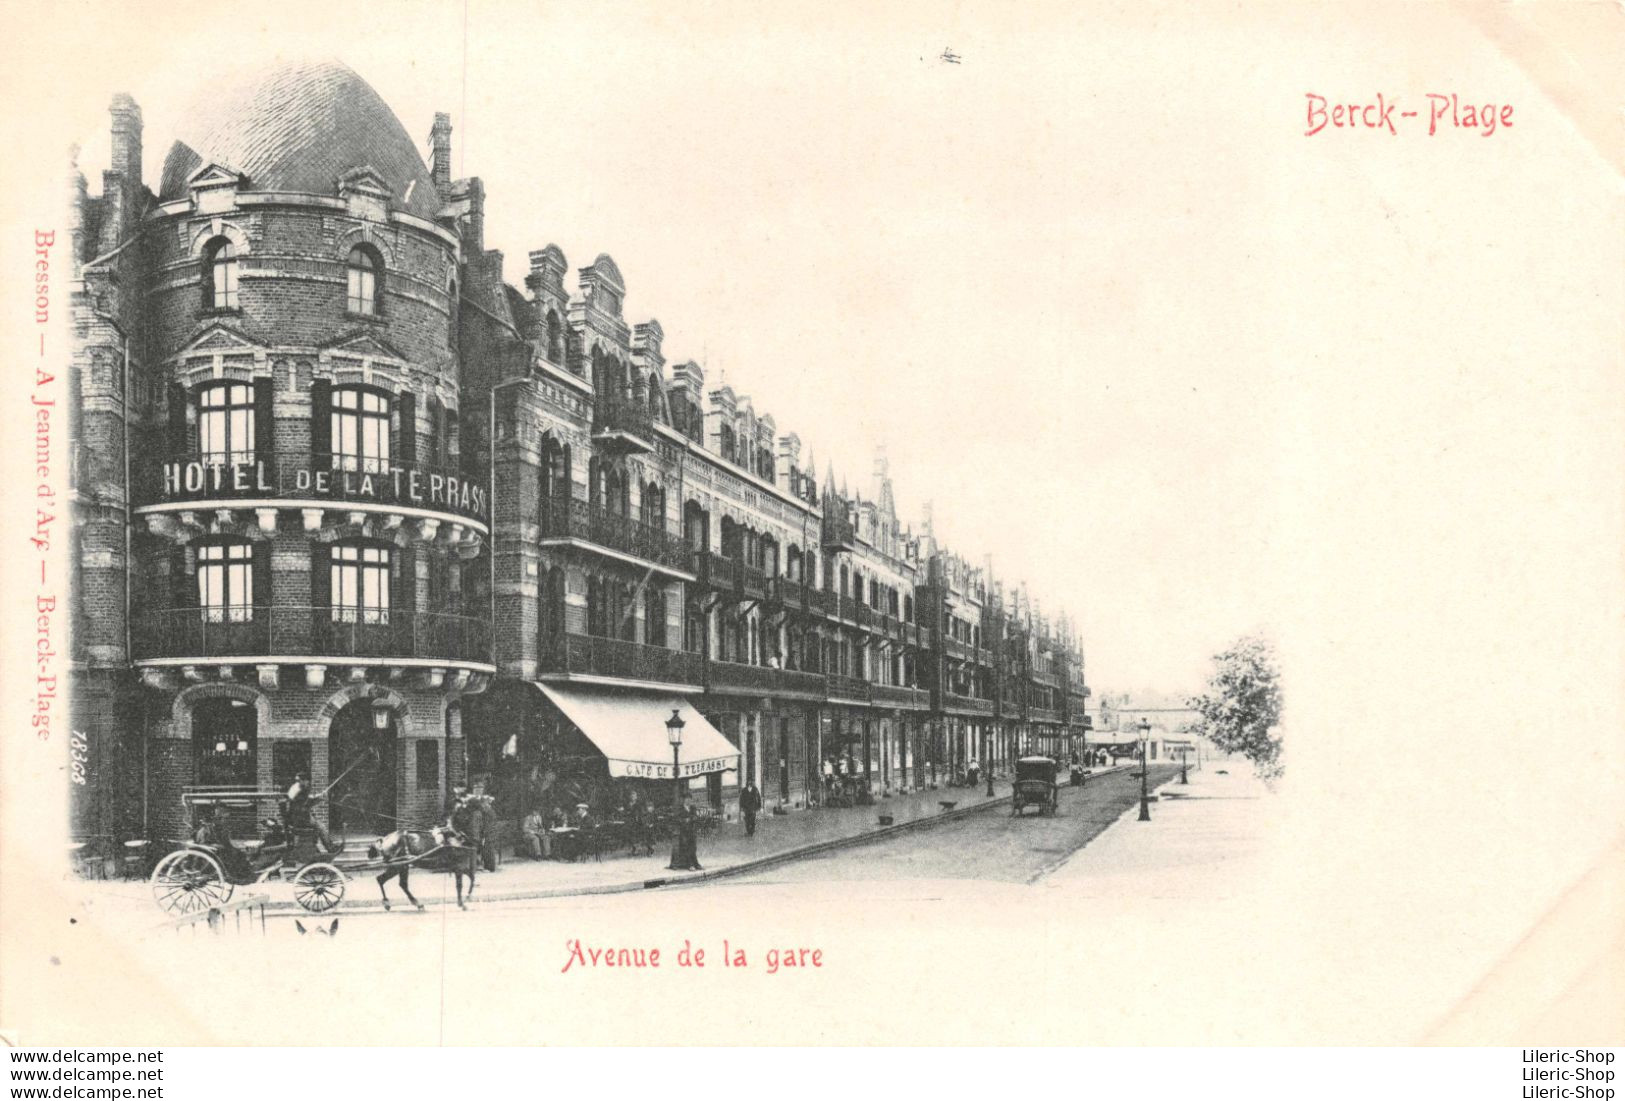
328,700,397,836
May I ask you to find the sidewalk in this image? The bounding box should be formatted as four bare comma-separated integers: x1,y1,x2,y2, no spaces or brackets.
452,772,1037,903
1042,759,1275,895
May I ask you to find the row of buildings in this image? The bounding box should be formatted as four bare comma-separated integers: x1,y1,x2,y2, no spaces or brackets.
66,61,1091,849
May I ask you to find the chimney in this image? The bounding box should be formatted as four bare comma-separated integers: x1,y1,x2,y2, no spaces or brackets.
430,113,453,196
463,178,484,254
109,94,142,198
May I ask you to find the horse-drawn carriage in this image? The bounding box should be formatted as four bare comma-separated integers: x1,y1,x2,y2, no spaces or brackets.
1011,756,1060,817
149,787,349,916
151,786,485,916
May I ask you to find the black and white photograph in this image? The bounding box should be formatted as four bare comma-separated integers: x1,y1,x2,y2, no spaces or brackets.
1,0,1621,1062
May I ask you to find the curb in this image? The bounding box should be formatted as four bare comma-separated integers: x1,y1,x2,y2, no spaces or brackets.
246,766,1134,916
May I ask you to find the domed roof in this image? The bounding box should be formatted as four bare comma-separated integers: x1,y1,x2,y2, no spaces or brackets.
159,59,441,219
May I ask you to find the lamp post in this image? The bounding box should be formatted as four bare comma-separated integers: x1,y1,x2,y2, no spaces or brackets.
1180,745,1189,785
984,725,994,796
666,708,687,871
1137,718,1152,822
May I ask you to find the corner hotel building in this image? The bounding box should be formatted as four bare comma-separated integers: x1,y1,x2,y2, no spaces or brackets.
65,61,1090,850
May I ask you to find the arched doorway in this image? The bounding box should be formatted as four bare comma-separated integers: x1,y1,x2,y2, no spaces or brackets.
328,700,397,836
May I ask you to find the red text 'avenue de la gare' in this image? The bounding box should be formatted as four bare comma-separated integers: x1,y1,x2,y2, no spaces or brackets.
561,939,824,974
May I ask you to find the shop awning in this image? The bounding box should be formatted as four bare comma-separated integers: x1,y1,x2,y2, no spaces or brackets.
533,683,739,780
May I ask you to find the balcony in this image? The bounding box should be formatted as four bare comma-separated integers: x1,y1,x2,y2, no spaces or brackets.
738,563,767,601
1028,706,1064,725
825,674,872,703
133,606,492,665
940,635,973,662
821,502,857,553
591,398,655,454
137,450,490,527
871,683,930,710
805,588,836,619
538,633,704,687
539,497,691,573
941,691,995,717
694,552,738,591
852,603,874,632
705,660,827,699
766,577,805,611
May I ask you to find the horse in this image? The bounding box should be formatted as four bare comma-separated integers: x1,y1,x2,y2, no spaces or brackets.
367,830,479,911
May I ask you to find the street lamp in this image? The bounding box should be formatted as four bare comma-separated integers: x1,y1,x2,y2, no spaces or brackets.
1137,718,1151,822
1180,745,1189,785
665,708,686,810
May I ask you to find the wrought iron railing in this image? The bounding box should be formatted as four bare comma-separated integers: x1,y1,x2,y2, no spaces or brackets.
538,496,689,570
538,633,704,684
766,577,806,609
591,398,655,442
825,674,872,702
694,552,737,590
941,691,995,716
821,508,856,551
133,606,491,663
871,683,930,709
806,588,836,618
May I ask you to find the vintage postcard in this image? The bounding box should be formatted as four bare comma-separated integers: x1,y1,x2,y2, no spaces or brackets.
1,0,1621,1049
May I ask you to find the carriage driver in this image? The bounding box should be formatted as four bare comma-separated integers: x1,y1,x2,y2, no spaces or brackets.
283,772,337,855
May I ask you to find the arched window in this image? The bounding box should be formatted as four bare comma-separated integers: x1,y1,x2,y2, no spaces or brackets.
346,246,383,316
329,541,392,625
330,386,391,473
196,382,256,465
202,237,238,310
196,539,255,623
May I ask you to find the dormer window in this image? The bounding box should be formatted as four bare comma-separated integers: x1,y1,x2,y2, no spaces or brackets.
202,237,238,310
346,246,383,316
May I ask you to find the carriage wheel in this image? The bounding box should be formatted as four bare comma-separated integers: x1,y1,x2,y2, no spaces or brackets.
150,850,233,916
293,863,346,914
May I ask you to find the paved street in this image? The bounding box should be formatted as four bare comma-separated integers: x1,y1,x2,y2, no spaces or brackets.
714,763,1183,886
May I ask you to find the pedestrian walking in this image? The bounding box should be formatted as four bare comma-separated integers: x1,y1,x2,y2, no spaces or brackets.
740,781,763,837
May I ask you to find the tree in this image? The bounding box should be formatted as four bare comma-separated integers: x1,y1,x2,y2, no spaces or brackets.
1188,635,1283,780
